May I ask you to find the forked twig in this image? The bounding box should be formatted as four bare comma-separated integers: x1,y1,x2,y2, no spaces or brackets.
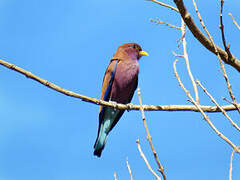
192,0,240,113
172,51,184,58
173,59,239,154
136,139,161,180
196,80,240,132
223,97,240,113
151,18,181,29
220,0,232,62
173,0,240,72
137,88,167,180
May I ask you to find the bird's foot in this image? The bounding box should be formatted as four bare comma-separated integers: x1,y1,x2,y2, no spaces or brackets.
126,103,134,112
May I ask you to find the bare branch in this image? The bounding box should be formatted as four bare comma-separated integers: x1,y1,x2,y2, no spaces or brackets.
136,139,161,180
228,13,240,30
223,97,234,104
197,80,240,132
148,0,179,12
137,88,167,180
192,0,240,113
229,149,235,180
181,18,199,104
173,0,240,72
113,172,117,180
223,97,240,113
173,59,240,154
172,51,184,57
126,157,133,180
220,0,233,61
151,18,181,29
1,59,240,112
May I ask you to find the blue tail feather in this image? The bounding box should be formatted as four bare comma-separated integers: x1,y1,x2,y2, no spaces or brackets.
94,119,111,157
94,107,120,157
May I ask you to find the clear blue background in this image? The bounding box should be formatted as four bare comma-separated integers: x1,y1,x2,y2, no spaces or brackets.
0,0,240,179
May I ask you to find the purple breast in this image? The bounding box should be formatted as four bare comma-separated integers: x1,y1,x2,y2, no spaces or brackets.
110,61,139,103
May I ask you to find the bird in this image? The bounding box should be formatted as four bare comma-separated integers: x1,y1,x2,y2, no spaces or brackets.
93,43,148,157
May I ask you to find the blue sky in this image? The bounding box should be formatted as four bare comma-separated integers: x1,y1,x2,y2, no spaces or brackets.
0,0,240,180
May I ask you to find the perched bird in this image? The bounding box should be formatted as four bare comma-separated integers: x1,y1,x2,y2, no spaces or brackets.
94,43,148,157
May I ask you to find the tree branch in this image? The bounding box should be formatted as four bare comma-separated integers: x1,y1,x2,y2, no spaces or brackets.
229,149,235,180
138,88,166,180
126,157,133,180
113,172,117,180
180,18,199,104
197,80,240,132
191,0,240,114
228,13,240,31
0,58,240,112
220,0,232,62
173,0,240,72
150,18,181,29
136,139,161,180
148,0,179,12
173,59,240,154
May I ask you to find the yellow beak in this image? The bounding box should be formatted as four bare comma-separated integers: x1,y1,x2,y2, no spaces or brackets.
139,50,149,57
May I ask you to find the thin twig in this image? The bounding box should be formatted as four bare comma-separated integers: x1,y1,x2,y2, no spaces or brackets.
173,59,239,154
223,97,233,104
172,51,184,57
181,18,199,104
136,139,161,180
192,0,240,114
151,18,181,29
223,97,240,109
228,13,240,30
126,157,133,180
173,0,240,72
148,0,179,12
220,0,232,61
220,7,240,113
196,80,240,132
137,88,167,180
229,149,235,180
113,172,117,180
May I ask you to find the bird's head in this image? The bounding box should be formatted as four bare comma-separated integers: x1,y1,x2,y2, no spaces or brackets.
113,43,149,61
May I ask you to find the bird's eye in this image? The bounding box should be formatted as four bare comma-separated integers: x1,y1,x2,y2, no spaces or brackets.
131,44,137,49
